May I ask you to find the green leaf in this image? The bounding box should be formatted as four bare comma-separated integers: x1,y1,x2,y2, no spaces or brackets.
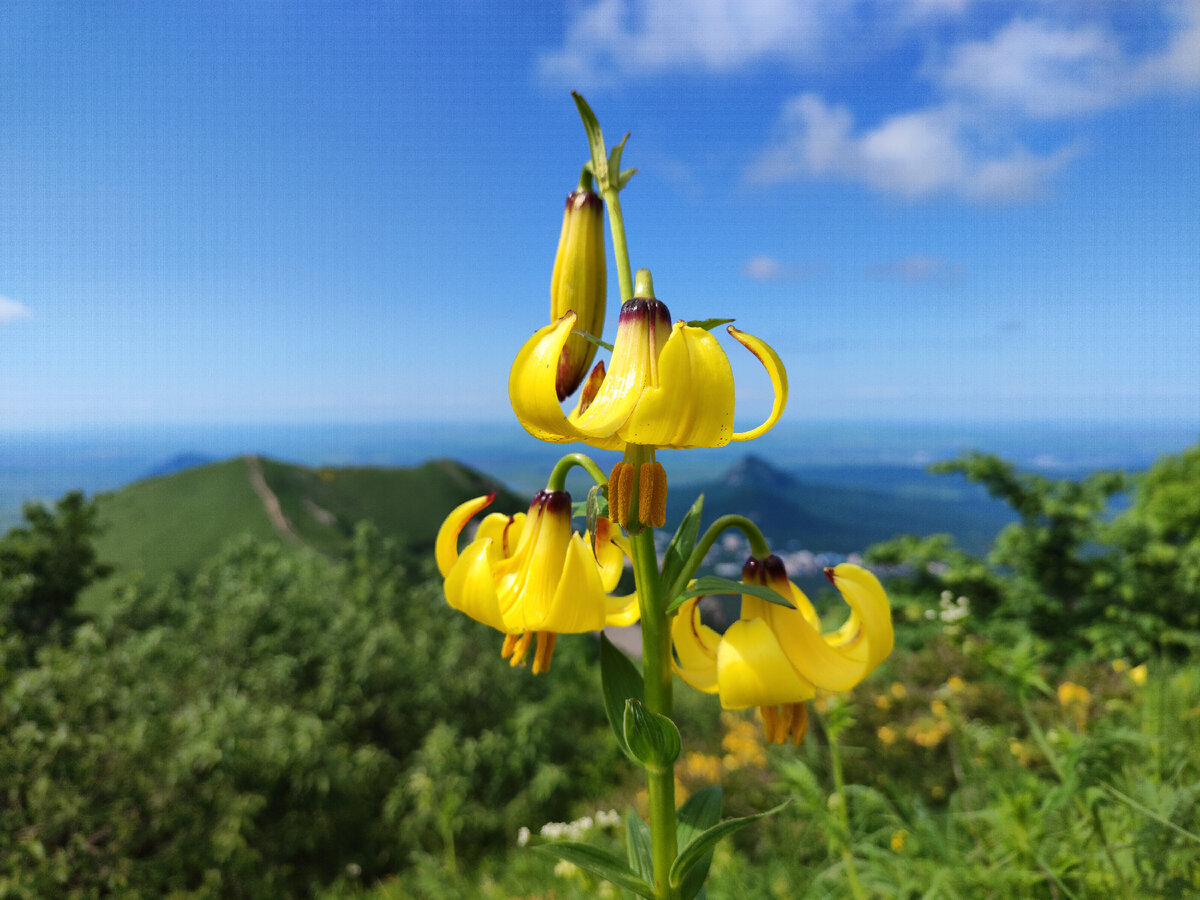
572,92,609,189
536,841,656,899
676,786,722,849
624,698,681,769
685,318,735,331
665,575,794,615
608,131,631,179
615,167,638,190
661,494,704,602
600,634,644,763
675,786,722,900
669,802,790,892
572,329,615,352
625,810,653,882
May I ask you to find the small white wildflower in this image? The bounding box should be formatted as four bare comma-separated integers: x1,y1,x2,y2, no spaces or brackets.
516,827,530,847
554,860,579,879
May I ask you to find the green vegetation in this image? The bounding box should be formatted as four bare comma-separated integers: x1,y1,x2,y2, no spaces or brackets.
1,444,1198,897
0,491,110,658
89,456,522,587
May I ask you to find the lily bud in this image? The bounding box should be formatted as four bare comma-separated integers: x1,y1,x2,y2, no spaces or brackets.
551,186,606,400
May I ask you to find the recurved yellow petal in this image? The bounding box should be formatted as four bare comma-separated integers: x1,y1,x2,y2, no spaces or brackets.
436,494,496,577
534,533,610,633
621,323,736,447
444,539,508,632
827,564,894,671
671,598,720,694
605,592,641,627
569,310,652,440
475,511,525,559
509,313,582,444
717,618,816,709
728,326,789,442
591,518,626,592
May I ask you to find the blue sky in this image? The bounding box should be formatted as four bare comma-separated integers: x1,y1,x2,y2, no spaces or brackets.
1,1,1198,431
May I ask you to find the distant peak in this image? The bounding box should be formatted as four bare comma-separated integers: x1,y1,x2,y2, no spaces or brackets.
722,455,795,490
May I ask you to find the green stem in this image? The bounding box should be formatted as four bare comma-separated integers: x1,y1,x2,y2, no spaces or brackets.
827,718,866,900
602,186,634,302
667,515,771,601
545,452,608,492
630,507,677,900
578,164,594,193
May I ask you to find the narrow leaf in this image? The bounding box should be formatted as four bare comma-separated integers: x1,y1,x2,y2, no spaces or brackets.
625,810,654,882
675,786,722,900
665,575,794,615
669,803,790,892
572,92,609,187
676,786,722,849
537,841,656,899
616,167,638,190
624,698,681,769
685,318,735,331
600,634,644,763
661,494,704,600
572,329,614,352
608,132,631,178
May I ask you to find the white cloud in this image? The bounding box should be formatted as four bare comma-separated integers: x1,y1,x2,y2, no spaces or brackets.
939,5,1200,118
0,296,31,324
1136,0,1200,91
742,254,822,282
869,255,962,283
942,19,1125,118
539,0,837,84
746,93,1074,202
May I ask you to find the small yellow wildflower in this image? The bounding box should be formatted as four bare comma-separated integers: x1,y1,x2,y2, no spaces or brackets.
877,725,897,746
1129,664,1148,686
682,751,723,784
891,829,908,852
946,675,965,693
1057,681,1091,707
1009,738,1037,767
1112,658,1129,673
721,714,768,770
875,693,892,711
931,699,948,719
906,719,951,748
890,682,907,700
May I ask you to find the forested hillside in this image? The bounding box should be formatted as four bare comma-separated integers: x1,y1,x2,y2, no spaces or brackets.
1,444,1198,897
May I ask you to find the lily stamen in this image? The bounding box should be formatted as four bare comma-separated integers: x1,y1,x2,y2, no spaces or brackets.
532,632,557,675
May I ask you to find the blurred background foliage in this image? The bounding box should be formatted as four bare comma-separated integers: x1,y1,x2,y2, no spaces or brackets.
1,442,1198,898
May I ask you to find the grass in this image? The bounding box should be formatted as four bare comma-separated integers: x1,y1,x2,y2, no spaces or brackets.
84,456,525,607
90,457,278,587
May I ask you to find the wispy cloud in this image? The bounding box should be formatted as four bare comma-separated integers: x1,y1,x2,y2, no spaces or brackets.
0,296,31,324
742,254,824,282
737,3,1199,202
939,6,1200,119
538,0,838,85
868,255,962,284
745,93,1078,202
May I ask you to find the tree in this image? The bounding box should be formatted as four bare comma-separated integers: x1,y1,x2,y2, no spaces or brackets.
0,491,111,654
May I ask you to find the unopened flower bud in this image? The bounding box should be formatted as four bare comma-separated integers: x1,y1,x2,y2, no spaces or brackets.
551,186,606,400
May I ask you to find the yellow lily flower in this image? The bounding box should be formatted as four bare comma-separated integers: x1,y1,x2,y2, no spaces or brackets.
672,557,893,744
509,296,788,451
436,490,639,673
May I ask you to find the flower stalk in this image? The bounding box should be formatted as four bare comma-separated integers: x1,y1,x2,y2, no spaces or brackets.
628,495,678,899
